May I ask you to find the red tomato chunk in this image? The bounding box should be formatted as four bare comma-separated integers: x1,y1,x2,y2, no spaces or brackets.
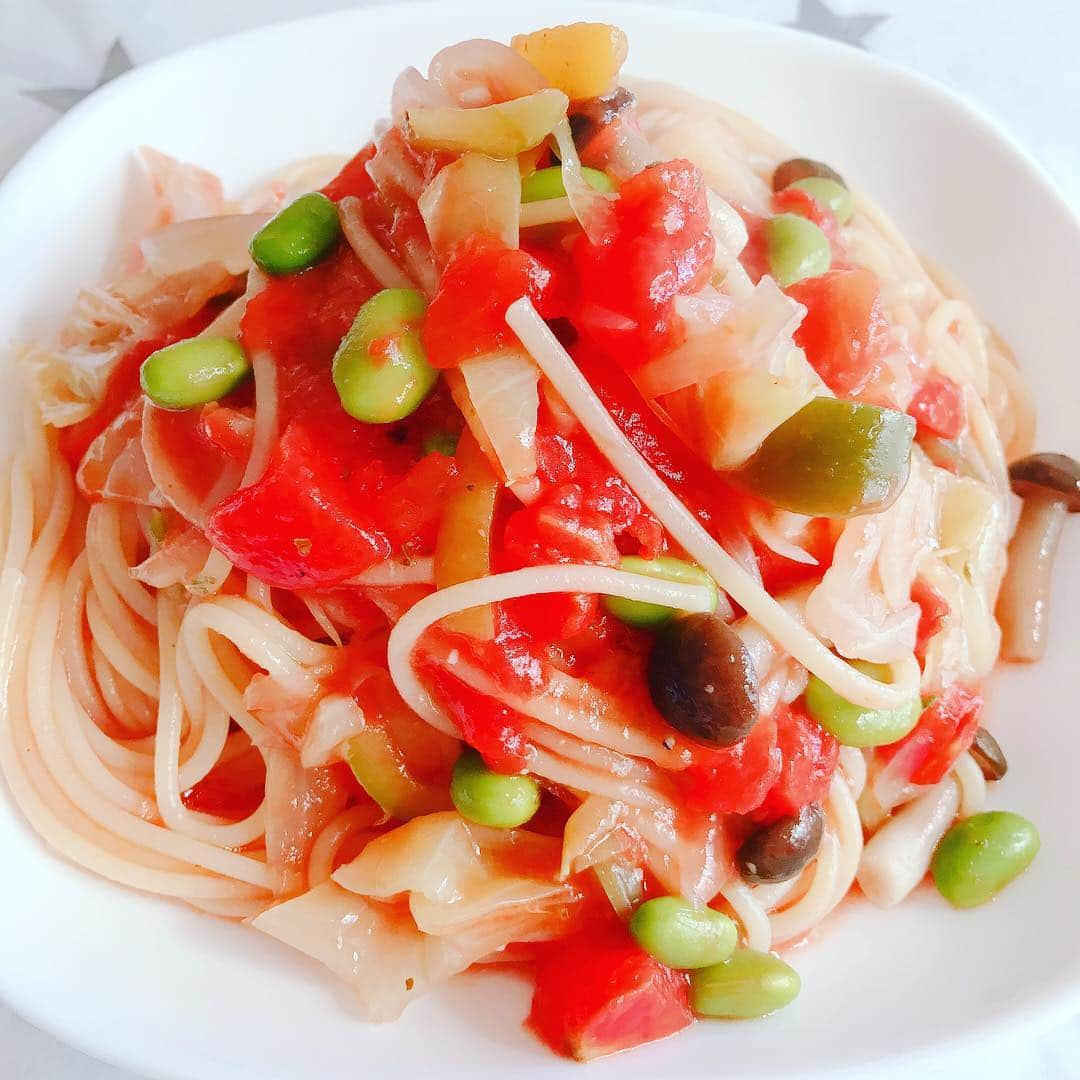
907,375,966,440
573,159,715,367
422,234,567,368
878,683,982,786
679,714,782,816
416,658,530,774
788,267,888,397
529,924,692,1061
755,703,840,823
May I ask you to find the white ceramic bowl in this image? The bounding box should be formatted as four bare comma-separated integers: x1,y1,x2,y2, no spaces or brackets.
2,4,1079,1078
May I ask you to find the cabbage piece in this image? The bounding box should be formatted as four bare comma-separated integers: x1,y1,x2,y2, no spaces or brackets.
131,526,212,588
919,464,1008,691
75,401,160,505
251,882,483,1021
805,452,936,663
334,811,579,939
419,154,521,261
138,147,227,227
140,213,270,277
263,751,351,897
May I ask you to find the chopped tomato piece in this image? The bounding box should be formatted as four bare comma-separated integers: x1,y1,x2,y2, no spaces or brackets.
501,498,619,641
417,658,530,773
788,267,888,396
378,451,458,551
912,578,950,659
679,714,782,815
182,745,266,820
206,420,392,588
570,344,743,543
198,403,254,460
878,684,982,786
754,516,835,596
320,144,377,203
529,924,692,1061
908,376,966,440
240,244,379,420
755,703,840,823
422,234,567,368
573,159,714,366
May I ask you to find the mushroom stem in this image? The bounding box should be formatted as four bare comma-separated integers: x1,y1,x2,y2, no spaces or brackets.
998,495,1067,662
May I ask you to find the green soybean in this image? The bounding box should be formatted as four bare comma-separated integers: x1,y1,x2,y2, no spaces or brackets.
690,950,801,1019
932,811,1040,909
450,749,540,829
788,176,854,225
602,556,718,629
804,661,922,748
629,896,737,970
249,192,341,275
521,165,614,203
332,288,438,424
140,337,251,411
764,212,831,288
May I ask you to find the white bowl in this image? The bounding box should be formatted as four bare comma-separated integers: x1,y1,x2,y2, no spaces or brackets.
2,4,1079,1078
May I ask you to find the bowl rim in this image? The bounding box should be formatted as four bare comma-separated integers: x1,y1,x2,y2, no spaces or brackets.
2,3,1079,1076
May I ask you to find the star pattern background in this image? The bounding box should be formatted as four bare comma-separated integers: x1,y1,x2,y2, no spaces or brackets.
1,2,1080,1078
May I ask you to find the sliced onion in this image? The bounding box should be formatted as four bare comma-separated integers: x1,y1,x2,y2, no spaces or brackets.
551,118,615,244
459,349,540,500
427,39,547,106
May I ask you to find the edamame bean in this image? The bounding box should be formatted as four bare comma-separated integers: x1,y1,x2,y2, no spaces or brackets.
140,337,251,410
931,811,1039,909
450,749,540,829
629,896,737,969
764,213,831,288
690,950,801,1019
332,288,438,424
788,176,853,225
249,192,341,275
804,661,922,747
602,556,718,629
521,165,615,203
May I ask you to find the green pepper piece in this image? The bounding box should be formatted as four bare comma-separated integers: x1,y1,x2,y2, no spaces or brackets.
740,397,916,517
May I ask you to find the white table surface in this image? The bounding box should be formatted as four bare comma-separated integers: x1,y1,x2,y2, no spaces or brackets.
1,1,1079,1076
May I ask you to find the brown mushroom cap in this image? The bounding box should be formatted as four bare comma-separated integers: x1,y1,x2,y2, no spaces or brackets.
1008,453,1080,512
568,87,635,146
772,157,847,193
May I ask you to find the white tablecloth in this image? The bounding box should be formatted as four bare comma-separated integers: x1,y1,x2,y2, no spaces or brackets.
2,1,1079,1076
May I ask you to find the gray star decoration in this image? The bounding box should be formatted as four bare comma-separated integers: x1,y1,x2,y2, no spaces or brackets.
785,0,888,49
23,39,134,113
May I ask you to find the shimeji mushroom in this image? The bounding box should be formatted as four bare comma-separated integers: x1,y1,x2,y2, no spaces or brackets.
997,452,1080,661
